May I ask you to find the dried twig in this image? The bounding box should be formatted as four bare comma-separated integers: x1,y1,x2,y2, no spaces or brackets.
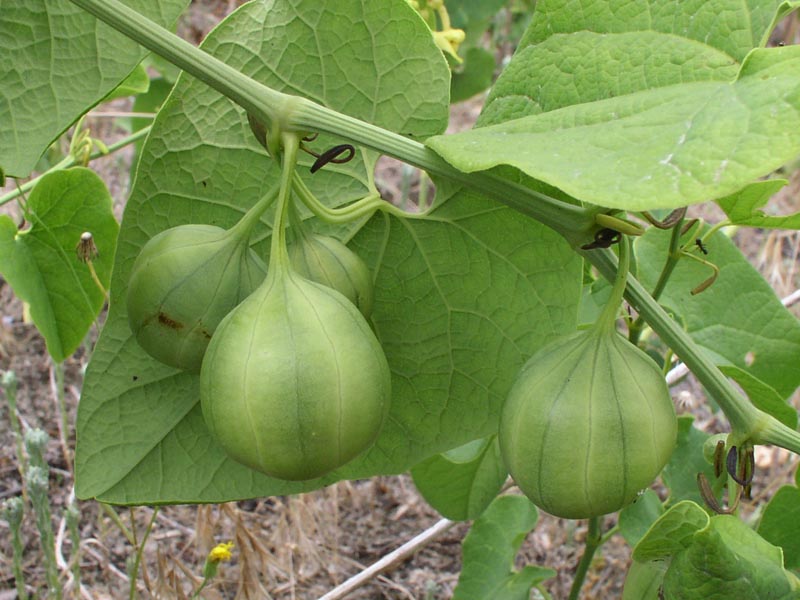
318,518,456,600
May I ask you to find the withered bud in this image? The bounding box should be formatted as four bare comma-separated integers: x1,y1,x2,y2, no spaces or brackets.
76,231,99,263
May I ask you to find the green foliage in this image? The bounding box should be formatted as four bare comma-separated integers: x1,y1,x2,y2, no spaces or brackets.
635,227,800,399
3,0,800,596
75,0,581,503
716,179,800,229
633,502,800,599
618,489,665,547
0,168,118,362
103,64,150,102
622,561,664,600
0,0,188,177
758,485,800,570
411,437,507,520
632,500,710,562
428,46,800,211
452,495,554,600
661,417,715,506
663,515,800,599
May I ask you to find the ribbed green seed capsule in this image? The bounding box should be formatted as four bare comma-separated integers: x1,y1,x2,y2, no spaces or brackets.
499,237,677,519
127,224,266,372
499,327,677,518
289,234,373,316
200,270,390,480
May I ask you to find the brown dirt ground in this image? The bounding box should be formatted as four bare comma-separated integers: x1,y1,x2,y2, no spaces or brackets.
2,3,800,599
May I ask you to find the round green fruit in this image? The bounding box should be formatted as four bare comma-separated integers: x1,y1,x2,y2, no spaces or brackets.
127,224,266,372
499,327,677,519
200,269,391,481
289,234,374,317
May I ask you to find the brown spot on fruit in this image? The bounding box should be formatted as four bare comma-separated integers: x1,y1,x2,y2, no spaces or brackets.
158,313,184,330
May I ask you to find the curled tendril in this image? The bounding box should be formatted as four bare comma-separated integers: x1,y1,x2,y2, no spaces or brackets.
641,207,687,230
697,445,756,514
726,446,755,487
580,228,621,250
697,472,741,514
308,144,356,173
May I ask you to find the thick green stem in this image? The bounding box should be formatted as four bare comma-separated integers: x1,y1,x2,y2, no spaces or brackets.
568,517,602,600
65,0,598,245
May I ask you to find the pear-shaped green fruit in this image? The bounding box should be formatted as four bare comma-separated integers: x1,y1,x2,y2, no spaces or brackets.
127,224,266,372
200,269,391,481
289,234,374,316
499,327,677,519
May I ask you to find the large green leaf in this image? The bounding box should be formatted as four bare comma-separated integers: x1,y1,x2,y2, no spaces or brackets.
452,495,554,600
0,168,118,361
663,515,800,600
479,30,739,125
519,0,789,61
0,0,188,178
632,500,709,562
428,45,800,211
758,485,800,570
635,227,800,399
716,179,800,229
411,436,507,521
76,0,581,503
619,489,665,547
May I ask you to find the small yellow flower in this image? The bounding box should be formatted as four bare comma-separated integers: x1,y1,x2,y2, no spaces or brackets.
433,28,466,62
208,541,234,563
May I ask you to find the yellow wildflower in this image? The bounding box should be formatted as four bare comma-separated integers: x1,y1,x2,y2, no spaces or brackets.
208,541,234,563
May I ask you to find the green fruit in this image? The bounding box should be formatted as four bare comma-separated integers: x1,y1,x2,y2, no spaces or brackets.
127,224,266,372
499,237,677,519
289,234,374,316
200,268,391,481
499,328,677,518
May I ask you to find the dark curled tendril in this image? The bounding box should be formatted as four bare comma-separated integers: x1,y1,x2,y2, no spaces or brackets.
581,228,621,250
642,207,686,230
309,144,356,174
726,446,755,487
697,472,740,514
302,133,319,142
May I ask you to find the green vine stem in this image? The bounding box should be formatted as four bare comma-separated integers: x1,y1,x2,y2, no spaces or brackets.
568,516,602,600
66,0,800,456
628,215,684,345
65,0,598,244
0,125,151,207
128,507,159,600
